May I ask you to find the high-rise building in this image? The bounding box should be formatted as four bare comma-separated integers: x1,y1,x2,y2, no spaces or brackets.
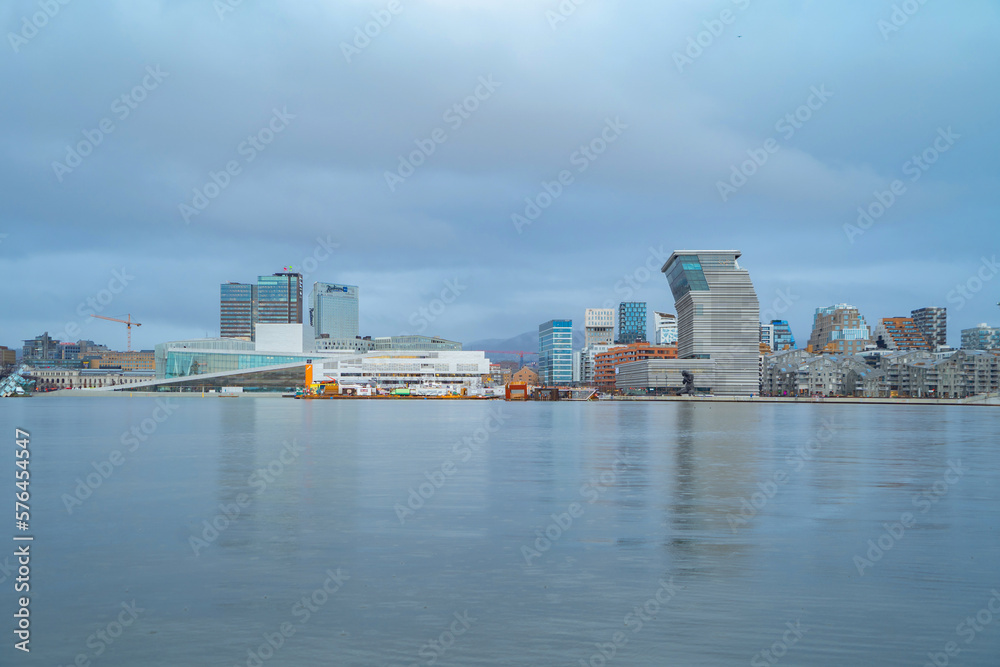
653,312,678,346
661,250,760,395
961,323,1000,351
617,302,647,344
874,317,931,351
22,332,60,360
911,307,947,351
312,282,359,339
759,323,775,351
538,319,573,386
771,320,795,351
220,282,257,340
584,308,615,347
257,273,303,325
807,304,871,354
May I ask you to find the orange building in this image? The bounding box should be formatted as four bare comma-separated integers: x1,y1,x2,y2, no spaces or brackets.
594,343,677,392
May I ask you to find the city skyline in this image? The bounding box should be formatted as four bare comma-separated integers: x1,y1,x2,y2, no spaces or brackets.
1,3,998,351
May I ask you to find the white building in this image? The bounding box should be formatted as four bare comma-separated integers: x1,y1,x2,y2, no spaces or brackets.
585,308,615,347
313,350,490,389
654,312,678,346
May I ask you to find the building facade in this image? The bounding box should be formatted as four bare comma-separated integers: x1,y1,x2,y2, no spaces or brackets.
807,304,872,354
653,312,678,346
595,342,677,392
961,323,1000,351
661,250,760,395
538,319,573,386
617,302,647,344
257,272,303,325
0,346,15,366
911,307,947,351
220,282,257,340
311,282,359,340
771,320,796,351
874,317,931,351
585,308,615,347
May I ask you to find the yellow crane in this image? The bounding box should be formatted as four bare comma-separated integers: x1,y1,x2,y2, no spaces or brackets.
90,314,142,352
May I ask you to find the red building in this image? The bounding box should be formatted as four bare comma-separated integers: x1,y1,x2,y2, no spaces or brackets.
594,343,677,392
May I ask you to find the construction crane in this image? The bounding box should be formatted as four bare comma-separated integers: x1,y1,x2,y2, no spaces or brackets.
90,314,142,352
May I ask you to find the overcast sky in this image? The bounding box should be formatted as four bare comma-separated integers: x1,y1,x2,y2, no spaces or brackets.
2,0,998,351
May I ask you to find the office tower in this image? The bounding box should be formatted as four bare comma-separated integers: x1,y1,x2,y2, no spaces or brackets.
874,317,931,350
961,323,1000,351
807,304,871,354
257,272,303,325
584,308,615,347
771,320,796,351
538,319,573,386
220,282,257,340
654,312,678,346
662,250,760,395
911,307,947,351
312,282,360,339
617,302,647,344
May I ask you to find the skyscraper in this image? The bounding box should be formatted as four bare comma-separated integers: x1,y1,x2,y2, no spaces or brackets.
617,302,647,344
257,273,303,325
653,312,678,346
312,282,359,339
220,282,256,340
585,308,615,347
662,250,760,395
911,307,947,350
808,304,871,354
538,319,573,386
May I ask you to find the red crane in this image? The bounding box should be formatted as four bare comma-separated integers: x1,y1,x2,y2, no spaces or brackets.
90,314,142,352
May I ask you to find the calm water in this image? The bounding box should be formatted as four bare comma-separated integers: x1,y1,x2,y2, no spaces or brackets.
0,396,998,666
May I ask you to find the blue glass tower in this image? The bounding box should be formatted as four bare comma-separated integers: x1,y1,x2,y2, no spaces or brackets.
617,302,647,344
539,319,573,386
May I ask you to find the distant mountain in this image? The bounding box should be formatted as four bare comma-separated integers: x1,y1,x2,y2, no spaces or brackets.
465,326,587,355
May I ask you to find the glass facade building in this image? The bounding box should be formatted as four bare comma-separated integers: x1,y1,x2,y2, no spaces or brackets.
617,302,647,344
257,273,303,325
911,307,947,351
220,282,256,340
771,320,796,350
312,282,359,339
538,319,573,386
961,324,1000,351
653,312,678,346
